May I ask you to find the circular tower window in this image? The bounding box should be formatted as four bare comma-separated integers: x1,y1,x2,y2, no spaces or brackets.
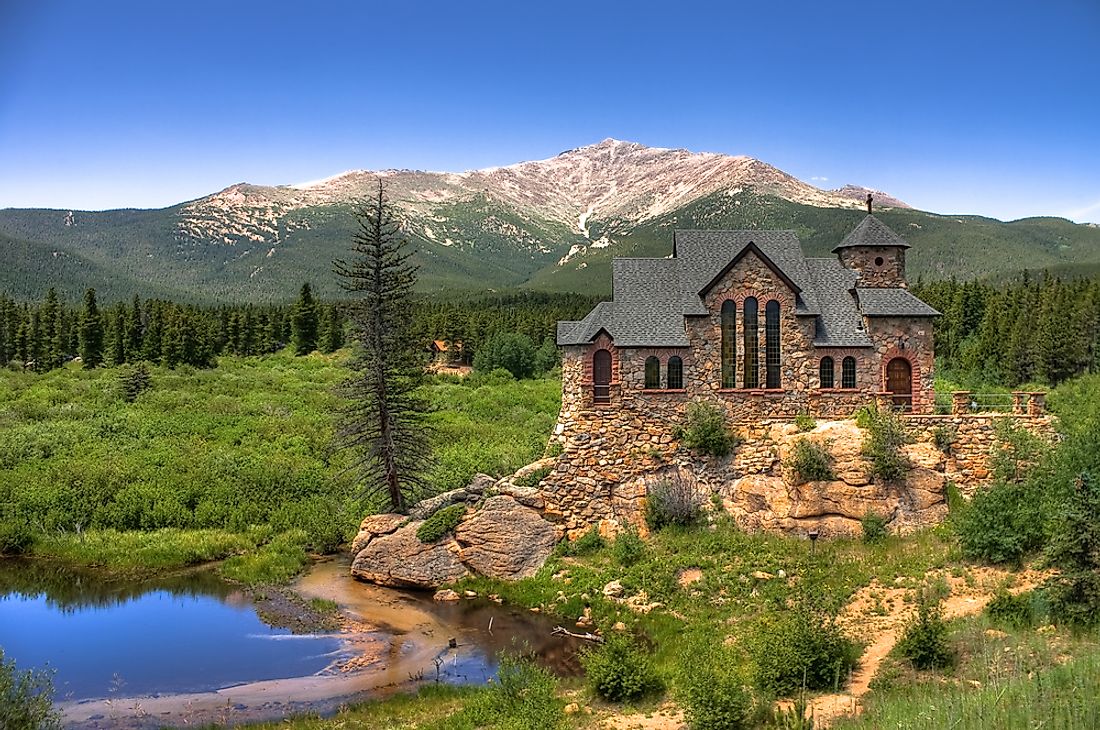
874,256,884,266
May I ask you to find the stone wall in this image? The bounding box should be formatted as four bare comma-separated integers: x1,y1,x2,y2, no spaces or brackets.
837,246,907,288
905,414,1057,497
542,403,1057,537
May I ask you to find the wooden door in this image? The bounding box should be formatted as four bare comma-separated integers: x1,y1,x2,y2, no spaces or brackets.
593,349,612,404
886,358,912,409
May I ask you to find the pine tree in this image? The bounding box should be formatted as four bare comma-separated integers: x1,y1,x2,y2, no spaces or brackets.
292,282,320,355
107,308,126,366
126,295,143,357
319,303,344,353
334,181,433,512
78,288,104,368
39,288,63,371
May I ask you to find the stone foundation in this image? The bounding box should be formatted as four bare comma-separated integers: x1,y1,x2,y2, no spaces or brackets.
542,405,1057,538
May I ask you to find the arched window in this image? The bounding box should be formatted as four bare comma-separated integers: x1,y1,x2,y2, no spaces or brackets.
765,300,781,389
720,300,736,388
842,356,857,388
667,356,683,389
819,357,835,388
593,349,612,404
743,297,759,388
644,356,660,389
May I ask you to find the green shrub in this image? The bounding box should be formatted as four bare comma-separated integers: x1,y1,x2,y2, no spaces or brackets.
581,633,662,702
931,425,956,453
955,481,1044,565
417,504,466,543
896,593,953,670
678,401,737,457
0,648,62,730
455,652,565,729
560,526,605,556
473,332,538,379
861,512,888,543
794,412,816,433
645,477,701,530
612,527,646,567
678,643,756,730
0,523,36,556
985,589,1037,629
748,597,858,695
513,464,552,489
858,407,909,482
788,439,834,483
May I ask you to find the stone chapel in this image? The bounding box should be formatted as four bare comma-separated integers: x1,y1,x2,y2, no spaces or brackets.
556,214,940,422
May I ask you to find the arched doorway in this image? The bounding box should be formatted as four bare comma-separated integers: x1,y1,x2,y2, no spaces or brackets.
886,357,912,409
593,349,612,404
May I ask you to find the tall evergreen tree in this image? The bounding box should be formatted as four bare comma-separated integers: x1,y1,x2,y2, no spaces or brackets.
39,288,62,371
107,308,127,366
334,182,432,512
78,288,104,368
292,282,320,355
320,303,344,354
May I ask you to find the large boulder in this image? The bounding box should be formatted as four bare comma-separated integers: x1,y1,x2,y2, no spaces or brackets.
350,521,470,589
349,513,406,555
454,495,560,580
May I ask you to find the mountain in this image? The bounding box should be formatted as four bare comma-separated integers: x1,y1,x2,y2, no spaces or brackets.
2,139,1099,302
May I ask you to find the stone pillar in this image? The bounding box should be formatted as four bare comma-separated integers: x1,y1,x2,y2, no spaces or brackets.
1027,392,1046,416
1012,391,1027,415
951,391,971,415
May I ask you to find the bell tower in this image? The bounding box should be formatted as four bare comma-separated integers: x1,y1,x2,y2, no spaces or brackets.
833,212,910,288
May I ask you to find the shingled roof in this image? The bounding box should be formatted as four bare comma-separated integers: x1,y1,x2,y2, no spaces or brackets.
832,214,911,252
557,219,937,348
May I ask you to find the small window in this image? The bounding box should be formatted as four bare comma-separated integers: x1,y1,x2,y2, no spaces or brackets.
667,356,683,389
644,356,660,389
819,357,834,388
842,356,857,388
874,256,884,267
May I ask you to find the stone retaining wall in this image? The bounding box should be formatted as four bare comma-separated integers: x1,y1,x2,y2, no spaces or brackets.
542,404,1057,538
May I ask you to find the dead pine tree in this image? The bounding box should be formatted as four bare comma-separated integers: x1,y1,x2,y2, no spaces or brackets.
333,180,433,513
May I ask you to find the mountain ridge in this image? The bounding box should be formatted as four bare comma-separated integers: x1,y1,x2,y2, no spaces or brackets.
1,139,1098,302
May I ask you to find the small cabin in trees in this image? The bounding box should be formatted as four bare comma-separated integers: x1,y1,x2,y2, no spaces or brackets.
555,214,940,421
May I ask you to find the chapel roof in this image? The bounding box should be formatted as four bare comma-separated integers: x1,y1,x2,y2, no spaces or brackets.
832,214,911,252
556,218,938,349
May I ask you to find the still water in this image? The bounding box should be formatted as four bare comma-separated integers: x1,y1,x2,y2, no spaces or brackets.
0,557,582,727
0,560,343,700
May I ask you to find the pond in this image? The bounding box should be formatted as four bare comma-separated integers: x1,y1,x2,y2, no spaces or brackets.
0,556,582,728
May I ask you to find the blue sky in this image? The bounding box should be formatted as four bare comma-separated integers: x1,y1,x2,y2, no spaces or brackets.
1,0,1098,222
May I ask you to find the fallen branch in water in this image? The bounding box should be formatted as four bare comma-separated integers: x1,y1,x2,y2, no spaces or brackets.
551,626,604,643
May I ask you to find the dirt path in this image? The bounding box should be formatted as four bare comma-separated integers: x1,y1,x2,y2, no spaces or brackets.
807,566,1050,727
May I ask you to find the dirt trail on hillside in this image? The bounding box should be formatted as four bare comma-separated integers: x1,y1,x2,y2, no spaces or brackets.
808,566,1050,727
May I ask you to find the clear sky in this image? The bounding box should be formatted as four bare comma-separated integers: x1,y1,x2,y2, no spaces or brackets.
1,0,1098,222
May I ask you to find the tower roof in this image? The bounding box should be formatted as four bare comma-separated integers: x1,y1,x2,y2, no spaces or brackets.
832,215,911,253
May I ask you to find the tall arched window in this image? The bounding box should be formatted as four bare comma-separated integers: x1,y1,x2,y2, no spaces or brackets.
720,300,736,388
842,356,857,388
644,356,660,389
593,349,612,404
819,357,835,388
743,297,759,388
667,356,683,389
765,300,781,389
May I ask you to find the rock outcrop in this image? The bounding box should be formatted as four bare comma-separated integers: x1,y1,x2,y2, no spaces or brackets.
350,472,564,590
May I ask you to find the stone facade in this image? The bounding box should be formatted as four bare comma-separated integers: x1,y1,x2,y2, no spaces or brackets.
838,246,906,288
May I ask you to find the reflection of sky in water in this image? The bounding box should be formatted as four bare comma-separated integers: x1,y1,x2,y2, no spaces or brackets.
0,589,341,700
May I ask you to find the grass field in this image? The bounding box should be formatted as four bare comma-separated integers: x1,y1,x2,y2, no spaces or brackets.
0,353,561,579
